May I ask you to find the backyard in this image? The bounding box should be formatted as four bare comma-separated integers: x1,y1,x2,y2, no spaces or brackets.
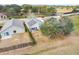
0,15,79,55
32,15,79,55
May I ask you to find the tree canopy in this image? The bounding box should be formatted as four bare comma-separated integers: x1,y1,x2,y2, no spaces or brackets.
40,16,73,39
0,4,76,18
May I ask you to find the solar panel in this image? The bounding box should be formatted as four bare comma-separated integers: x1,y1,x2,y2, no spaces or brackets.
27,19,37,27
12,20,24,28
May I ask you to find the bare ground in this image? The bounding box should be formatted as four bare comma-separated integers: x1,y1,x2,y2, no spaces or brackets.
0,31,79,55
34,33,79,55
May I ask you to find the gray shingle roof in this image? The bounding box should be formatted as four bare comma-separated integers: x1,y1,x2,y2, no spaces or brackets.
26,18,44,27
27,19,37,27
0,19,24,32
12,20,24,28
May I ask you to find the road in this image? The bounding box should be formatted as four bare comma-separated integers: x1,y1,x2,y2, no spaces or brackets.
44,12,79,21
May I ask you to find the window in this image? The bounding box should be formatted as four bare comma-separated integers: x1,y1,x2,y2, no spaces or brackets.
28,20,37,26
31,27,38,30
3,16,6,19
5,32,9,36
1,16,3,18
13,30,16,33
0,34,2,38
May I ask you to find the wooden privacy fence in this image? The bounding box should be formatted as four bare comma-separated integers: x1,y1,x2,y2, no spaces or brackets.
0,42,33,53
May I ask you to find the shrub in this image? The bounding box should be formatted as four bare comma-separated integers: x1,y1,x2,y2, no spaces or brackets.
60,16,73,35
40,16,73,39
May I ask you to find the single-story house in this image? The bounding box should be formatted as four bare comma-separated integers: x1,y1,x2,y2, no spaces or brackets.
0,17,44,39
0,13,9,26
0,13,8,20
24,17,44,32
0,19,25,39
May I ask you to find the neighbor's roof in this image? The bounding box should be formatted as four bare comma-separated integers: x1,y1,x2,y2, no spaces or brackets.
24,17,44,27
0,19,24,32
0,13,7,16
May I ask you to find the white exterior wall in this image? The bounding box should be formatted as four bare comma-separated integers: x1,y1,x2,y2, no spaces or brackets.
1,26,25,40
0,15,7,20
30,23,40,29
29,22,42,32
25,20,43,32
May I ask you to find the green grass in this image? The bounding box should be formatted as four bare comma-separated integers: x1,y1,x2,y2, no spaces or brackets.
69,15,79,34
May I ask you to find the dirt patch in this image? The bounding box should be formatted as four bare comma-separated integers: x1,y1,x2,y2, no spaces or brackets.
0,31,78,55
0,33,31,48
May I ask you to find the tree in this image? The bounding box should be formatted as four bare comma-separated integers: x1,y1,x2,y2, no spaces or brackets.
21,4,32,13
40,6,48,13
10,4,21,14
2,4,22,18
2,5,10,12
40,18,61,38
6,8,16,16
40,16,73,39
31,6,38,13
0,5,3,12
47,6,56,13
47,6,57,15
60,16,73,35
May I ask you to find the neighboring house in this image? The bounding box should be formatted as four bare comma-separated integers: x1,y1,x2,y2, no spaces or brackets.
0,13,8,20
0,13,9,26
0,19,25,39
0,17,44,39
24,17,44,32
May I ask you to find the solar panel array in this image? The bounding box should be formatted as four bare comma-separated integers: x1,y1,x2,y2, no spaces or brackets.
12,20,24,28
27,19,37,27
